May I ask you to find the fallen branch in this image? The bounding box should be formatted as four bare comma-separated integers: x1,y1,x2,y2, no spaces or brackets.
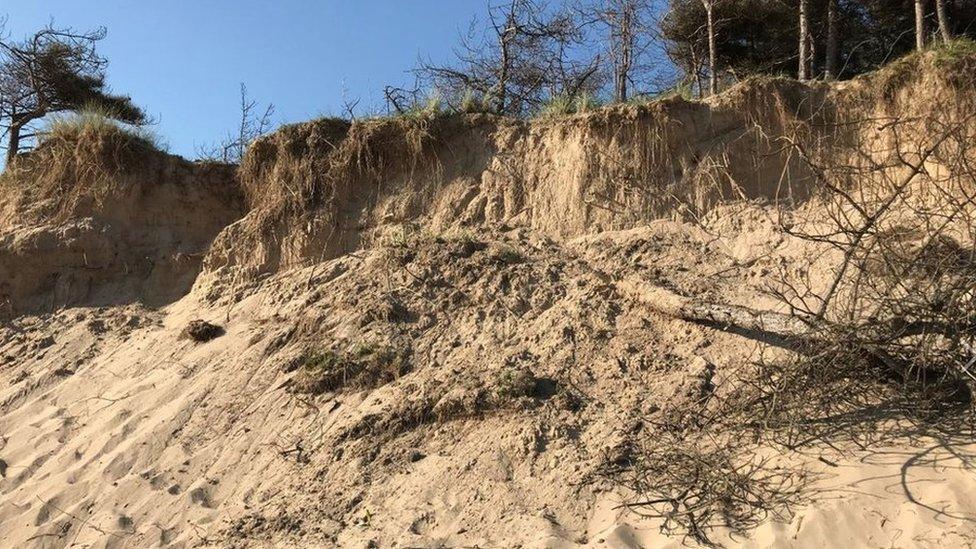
616,277,813,340
616,277,972,401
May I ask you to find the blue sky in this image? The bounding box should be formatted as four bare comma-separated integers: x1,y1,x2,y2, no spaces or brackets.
3,1,486,158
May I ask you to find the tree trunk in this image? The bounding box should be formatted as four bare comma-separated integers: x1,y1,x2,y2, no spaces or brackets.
498,29,511,114
690,48,704,97
615,277,971,399
616,278,812,338
615,3,634,102
703,0,717,95
935,0,951,42
5,123,22,167
825,0,839,79
809,26,818,77
915,0,926,51
798,0,810,80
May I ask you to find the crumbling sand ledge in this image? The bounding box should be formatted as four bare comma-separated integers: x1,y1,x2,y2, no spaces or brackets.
0,126,242,317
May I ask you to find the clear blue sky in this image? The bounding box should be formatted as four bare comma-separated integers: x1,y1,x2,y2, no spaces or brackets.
3,1,486,158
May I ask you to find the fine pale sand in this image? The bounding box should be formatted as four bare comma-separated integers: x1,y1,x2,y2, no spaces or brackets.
1,223,974,548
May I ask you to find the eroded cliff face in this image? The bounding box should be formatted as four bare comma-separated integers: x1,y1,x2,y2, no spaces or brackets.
0,51,974,549
199,54,976,299
2,51,970,315
199,80,827,290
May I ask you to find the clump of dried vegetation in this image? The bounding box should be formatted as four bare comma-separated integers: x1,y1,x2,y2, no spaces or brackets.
0,107,171,220
493,363,537,400
182,319,225,343
613,433,803,545
238,109,456,226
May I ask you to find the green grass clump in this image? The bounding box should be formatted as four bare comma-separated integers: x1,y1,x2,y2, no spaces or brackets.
292,344,411,395
400,92,446,121
537,92,604,117
873,37,976,100
493,365,536,400
930,37,976,79
456,88,491,114
932,37,976,65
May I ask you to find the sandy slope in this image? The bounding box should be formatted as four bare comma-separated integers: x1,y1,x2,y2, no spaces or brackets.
1,221,974,548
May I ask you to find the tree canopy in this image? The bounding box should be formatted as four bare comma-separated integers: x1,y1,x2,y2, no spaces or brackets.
0,22,145,164
662,0,976,85
405,0,976,114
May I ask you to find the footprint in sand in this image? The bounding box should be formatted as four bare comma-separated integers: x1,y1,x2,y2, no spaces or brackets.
34,497,56,526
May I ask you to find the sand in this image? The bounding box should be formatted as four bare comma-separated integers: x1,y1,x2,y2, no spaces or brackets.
1,222,974,548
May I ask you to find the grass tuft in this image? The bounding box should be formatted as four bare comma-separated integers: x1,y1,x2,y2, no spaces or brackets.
400,92,445,121
457,88,490,114
292,343,411,395
493,363,536,400
872,37,976,101
0,104,177,222
930,37,976,74
45,103,167,152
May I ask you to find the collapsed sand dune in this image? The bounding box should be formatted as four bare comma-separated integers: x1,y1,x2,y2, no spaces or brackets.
1,51,975,548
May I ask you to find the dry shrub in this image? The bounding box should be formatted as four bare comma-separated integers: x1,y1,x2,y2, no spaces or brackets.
770,97,976,391
238,117,351,213
612,53,976,545
611,433,803,546
215,112,469,278
698,58,976,535
239,114,449,225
